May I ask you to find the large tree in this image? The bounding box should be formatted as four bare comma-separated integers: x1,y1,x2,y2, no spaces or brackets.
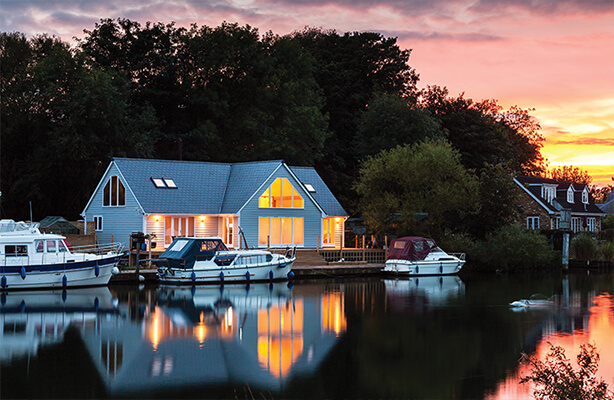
290,28,420,211
419,86,546,175
354,139,479,237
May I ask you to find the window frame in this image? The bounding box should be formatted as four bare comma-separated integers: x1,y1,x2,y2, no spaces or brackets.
94,215,103,231
258,178,304,209
526,216,540,230
103,176,126,207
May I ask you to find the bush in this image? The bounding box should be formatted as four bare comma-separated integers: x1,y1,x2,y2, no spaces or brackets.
470,224,558,272
521,343,613,400
572,234,598,260
601,241,614,261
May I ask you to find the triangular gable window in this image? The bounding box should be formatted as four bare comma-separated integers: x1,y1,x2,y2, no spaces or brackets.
259,178,304,208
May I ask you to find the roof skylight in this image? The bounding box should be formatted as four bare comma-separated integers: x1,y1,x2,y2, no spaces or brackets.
304,184,316,193
151,177,178,189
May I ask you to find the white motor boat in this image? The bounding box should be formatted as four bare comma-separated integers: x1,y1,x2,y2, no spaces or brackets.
384,236,465,276
0,219,125,290
154,237,295,284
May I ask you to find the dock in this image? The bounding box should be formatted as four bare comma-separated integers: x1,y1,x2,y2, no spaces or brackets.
109,262,385,284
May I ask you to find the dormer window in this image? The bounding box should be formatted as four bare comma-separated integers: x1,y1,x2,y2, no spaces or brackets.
582,188,589,204
541,185,556,204
567,186,574,203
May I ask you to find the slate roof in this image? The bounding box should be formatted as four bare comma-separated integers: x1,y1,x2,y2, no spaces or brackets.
598,192,614,214
515,176,605,215
110,158,347,217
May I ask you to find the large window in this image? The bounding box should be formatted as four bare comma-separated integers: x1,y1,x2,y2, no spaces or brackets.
259,178,303,208
259,217,303,246
165,217,195,245
571,217,581,233
587,217,596,232
323,218,340,245
103,176,125,207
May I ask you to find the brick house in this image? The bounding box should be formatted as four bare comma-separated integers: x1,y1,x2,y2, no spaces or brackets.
514,176,606,232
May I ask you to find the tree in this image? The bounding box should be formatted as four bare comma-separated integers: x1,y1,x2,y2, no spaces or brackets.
354,139,479,237
290,28,420,211
520,343,613,400
549,166,593,185
354,93,444,158
419,86,547,175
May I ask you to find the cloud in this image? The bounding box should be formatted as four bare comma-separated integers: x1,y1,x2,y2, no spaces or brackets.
550,138,614,146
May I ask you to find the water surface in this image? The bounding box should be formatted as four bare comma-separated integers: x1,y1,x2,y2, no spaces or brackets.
1,272,613,399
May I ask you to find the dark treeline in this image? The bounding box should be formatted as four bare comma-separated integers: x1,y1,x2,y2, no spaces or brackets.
1,19,546,221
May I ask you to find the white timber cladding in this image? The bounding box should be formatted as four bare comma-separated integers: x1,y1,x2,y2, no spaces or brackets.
240,167,321,248
82,163,143,246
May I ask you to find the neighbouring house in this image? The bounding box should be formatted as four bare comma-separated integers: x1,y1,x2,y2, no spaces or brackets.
598,191,614,215
81,158,348,250
514,176,606,232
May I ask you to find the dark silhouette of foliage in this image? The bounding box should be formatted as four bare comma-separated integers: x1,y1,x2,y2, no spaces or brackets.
520,343,613,400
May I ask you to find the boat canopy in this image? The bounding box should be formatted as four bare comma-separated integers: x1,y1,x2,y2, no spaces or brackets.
387,237,437,261
156,238,228,269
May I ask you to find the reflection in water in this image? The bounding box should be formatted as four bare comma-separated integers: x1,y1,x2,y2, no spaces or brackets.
2,273,613,399
488,279,614,400
78,283,346,396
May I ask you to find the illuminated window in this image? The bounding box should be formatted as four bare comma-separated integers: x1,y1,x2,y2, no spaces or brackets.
259,217,304,246
104,176,125,207
323,218,339,245
259,178,303,208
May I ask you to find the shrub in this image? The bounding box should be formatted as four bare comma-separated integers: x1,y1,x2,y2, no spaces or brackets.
471,224,557,272
572,234,598,260
601,241,614,261
521,343,613,400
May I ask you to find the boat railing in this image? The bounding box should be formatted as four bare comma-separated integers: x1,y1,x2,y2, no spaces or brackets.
71,242,126,256
450,253,466,261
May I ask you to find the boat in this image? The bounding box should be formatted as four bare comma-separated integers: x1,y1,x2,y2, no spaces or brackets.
0,219,125,290
383,236,465,276
154,236,295,284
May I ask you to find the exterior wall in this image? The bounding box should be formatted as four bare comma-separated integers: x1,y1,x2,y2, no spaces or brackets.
83,163,144,247
518,190,552,230
239,167,322,248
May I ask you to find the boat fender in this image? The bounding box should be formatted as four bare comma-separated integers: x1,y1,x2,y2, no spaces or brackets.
95,264,100,277
62,275,68,287
287,271,295,279
111,267,120,276
279,263,286,269
416,266,419,274
220,271,225,282
20,267,26,280
245,271,251,281
269,270,274,280
191,271,196,282
1,276,6,288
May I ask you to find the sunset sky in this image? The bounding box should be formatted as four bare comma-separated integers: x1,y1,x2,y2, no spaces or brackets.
2,0,613,185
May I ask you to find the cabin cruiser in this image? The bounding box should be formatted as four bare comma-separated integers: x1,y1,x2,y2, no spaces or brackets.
0,219,125,290
154,237,295,284
384,236,465,276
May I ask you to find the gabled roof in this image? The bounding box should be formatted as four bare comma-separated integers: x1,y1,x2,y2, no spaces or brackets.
515,176,605,216
91,158,347,217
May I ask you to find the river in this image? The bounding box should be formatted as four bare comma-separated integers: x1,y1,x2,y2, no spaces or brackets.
1,271,613,399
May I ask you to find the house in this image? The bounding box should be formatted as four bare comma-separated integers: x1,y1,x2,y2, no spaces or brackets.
514,176,606,232
598,191,614,215
81,158,348,250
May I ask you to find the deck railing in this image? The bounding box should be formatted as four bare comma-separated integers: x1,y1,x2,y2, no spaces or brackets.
318,248,386,264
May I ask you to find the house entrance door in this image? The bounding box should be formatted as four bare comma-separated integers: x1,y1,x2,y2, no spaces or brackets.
165,217,195,246
223,217,233,247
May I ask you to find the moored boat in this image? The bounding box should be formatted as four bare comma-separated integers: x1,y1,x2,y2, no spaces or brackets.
384,236,465,276
0,219,125,290
154,237,295,284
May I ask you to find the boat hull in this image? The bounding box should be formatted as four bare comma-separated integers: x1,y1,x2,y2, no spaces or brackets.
384,259,464,276
158,261,294,285
0,255,122,290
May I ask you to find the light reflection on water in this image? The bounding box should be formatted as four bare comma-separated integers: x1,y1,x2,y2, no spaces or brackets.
1,272,613,399
488,291,614,400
